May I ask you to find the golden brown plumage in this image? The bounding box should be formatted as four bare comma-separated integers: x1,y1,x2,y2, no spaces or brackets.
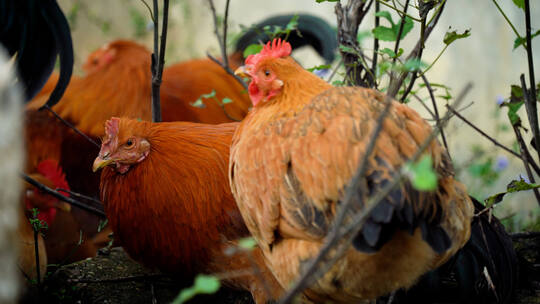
229,39,474,302
93,118,283,303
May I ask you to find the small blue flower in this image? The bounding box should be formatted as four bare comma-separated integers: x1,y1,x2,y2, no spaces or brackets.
494,155,509,171
314,69,330,79
496,95,505,105
519,174,531,184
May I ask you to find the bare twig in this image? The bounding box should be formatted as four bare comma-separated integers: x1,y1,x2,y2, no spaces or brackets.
387,0,446,97
327,58,344,83
521,73,540,165
22,174,106,217
55,188,103,207
150,0,169,122
368,0,380,88
389,0,411,86
445,106,527,163
512,125,540,206
421,74,450,157
411,93,436,119
399,10,428,102
33,225,41,288
207,0,248,90
40,105,99,148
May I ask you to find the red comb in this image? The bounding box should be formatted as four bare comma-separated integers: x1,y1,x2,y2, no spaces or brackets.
245,38,292,66
104,117,120,142
36,159,70,195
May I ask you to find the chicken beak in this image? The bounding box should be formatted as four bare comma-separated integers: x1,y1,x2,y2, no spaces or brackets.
234,65,251,78
92,157,113,172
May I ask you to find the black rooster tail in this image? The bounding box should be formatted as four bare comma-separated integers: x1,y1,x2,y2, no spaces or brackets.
234,14,338,64
388,197,518,304
0,0,73,107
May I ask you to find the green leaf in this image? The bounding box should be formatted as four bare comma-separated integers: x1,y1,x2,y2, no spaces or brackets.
243,44,263,58
306,64,332,72
339,45,357,54
512,0,525,10
173,275,221,304
221,97,233,105
500,85,525,125
402,58,427,71
484,178,540,207
372,12,414,42
332,80,345,86
373,26,398,41
285,15,299,31
380,48,396,58
375,11,394,25
513,29,540,50
201,90,216,99
405,155,438,191
443,29,471,45
190,99,205,108
238,237,257,250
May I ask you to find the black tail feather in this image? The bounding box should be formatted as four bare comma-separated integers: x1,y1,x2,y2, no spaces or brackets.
386,197,518,304
0,0,73,106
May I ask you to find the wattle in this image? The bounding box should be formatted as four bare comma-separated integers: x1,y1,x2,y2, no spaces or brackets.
248,82,263,107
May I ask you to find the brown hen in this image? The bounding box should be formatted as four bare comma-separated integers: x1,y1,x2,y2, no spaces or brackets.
92,118,283,303
229,39,474,302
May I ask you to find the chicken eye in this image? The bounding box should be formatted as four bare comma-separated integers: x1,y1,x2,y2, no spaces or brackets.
125,138,135,148
92,58,98,65
264,70,270,77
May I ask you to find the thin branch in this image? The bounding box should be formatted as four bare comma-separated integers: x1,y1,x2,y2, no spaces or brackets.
22,174,106,217
388,0,411,98
327,58,344,83
391,0,410,66
207,53,248,90
40,105,99,148
139,0,155,22
522,0,540,162
33,226,41,287
445,105,526,162
421,74,450,157
369,0,380,88
512,125,540,206
377,0,421,22
411,93,436,119
492,0,522,41
521,75,540,164
206,0,248,90
150,0,169,122
400,11,428,102
55,188,104,208
387,0,446,97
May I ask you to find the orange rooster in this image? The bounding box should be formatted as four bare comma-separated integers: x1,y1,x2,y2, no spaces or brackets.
229,39,475,302
92,117,283,303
